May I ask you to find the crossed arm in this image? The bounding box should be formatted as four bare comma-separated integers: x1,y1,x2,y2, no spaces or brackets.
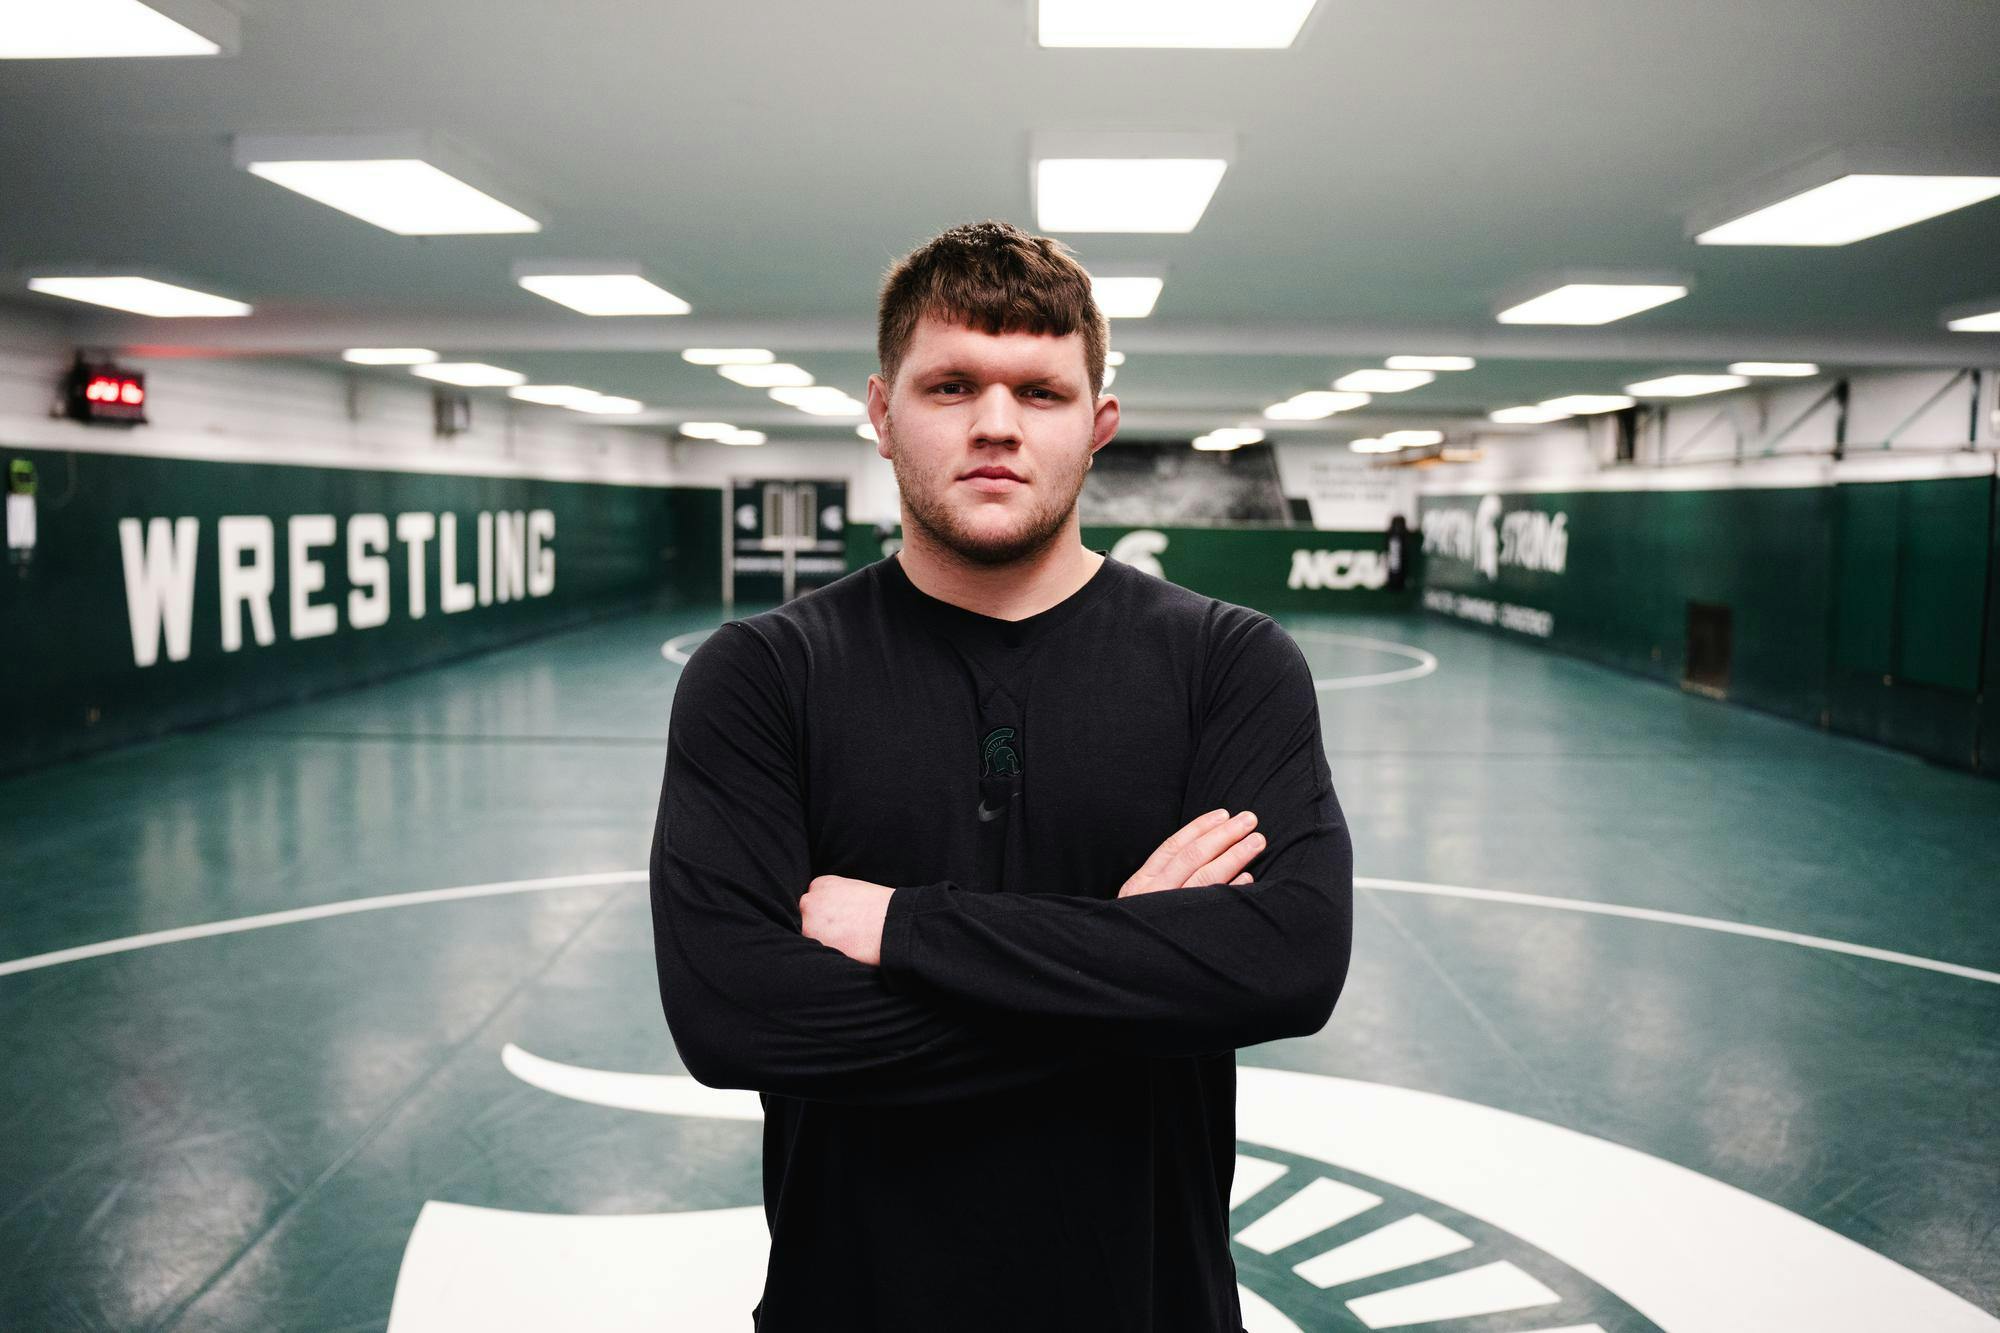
648,614,1353,1106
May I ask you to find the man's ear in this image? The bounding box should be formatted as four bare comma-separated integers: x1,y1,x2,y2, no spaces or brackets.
1091,392,1120,452
866,374,891,459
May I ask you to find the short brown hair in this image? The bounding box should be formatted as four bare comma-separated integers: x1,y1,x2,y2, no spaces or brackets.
877,220,1110,397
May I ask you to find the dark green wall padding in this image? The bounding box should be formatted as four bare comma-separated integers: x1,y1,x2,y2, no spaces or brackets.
847,522,1415,613
1,446,720,777
1420,473,1998,777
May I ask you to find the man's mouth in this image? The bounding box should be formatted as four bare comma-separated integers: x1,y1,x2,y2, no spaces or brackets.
961,467,1025,484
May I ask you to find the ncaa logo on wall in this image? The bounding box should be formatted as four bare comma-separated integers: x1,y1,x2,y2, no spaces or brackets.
386,1056,1999,1332
1109,529,1390,593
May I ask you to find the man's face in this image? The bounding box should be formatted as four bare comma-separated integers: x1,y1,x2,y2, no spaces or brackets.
868,316,1118,568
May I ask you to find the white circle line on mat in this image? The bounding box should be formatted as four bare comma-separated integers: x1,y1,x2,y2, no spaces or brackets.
5,873,1992,986
0,872,647,978
665,627,1439,693
1289,630,1439,691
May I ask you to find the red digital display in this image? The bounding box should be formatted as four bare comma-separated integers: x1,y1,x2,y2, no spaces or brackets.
66,360,148,425
84,375,145,406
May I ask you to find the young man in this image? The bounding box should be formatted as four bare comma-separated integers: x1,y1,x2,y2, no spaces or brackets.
650,220,1353,1331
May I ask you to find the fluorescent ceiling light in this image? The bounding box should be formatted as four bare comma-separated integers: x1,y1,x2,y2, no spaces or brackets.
721,429,767,446
682,348,774,365
516,272,689,316
509,384,604,407
26,275,250,317
1540,394,1635,415
412,362,525,388
1497,283,1687,325
1036,159,1228,233
1262,391,1370,421
508,384,592,404
1038,0,1319,48
1385,355,1475,372
1201,427,1265,447
1625,373,1750,398
570,395,644,415
1105,350,1126,366
679,421,738,440
1489,405,1572,425
237,131,542,236
1101,365,1117,388
343,347,437,365
1695,175,2000,246
1334,368,1434,393
719,362,814,388
1945,306,2000,333
1729,362,1820,377
2,0,235,58
770,386,865,416
1382,429,1444,447
1347,438,1387,454
1092,276,1164,318
856,423,880,442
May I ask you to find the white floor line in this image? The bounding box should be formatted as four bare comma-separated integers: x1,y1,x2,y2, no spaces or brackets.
0,871,646,978
664,627,1440,692
1233,1177,1382,1254
1358,876,2000,985
5,871,1993,987
1289,630,1440,691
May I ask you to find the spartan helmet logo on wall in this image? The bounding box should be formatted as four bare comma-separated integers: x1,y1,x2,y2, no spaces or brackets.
980,727,1021,778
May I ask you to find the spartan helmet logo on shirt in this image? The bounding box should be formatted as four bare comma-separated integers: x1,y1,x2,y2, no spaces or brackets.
980,727,1021,778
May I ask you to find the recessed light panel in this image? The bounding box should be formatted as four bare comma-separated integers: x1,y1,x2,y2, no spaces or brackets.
1497,283,1687,325
1381,430,1445,447
1334,369,1435,393
720,363,814,388
680,422,738,440
245,159,540,235
1036,159,1228,233
1945,307,2000,333
771,387,865,416
1091,276,1165,318
856,423,880,442
1540,394,1635,415
1625,374,1750,398
1386,355,1475,371
1696,174,2000,246
1263,391,1370,421
27,275,250,317
343,348,438,365
2,0,233,58
721,429,767,446
508,385,603,407
570,396,644,415
517,273,689,316
1729,362,1820,377
1038,0,1319,48
682,349,775,365
1489,405,1571,424
412,363,525,388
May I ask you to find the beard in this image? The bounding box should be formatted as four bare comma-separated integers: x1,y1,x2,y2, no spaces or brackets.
884,414,1094,568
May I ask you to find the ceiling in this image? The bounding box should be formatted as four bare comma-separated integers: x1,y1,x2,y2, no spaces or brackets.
5,0,1999,441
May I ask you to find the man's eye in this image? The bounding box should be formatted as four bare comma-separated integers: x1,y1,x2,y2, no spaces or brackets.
933,383,969,396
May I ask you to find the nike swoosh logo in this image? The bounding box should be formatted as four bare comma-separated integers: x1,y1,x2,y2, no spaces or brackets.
977,795,1014,822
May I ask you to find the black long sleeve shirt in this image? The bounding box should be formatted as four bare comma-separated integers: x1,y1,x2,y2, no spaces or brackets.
649,550,1353,1332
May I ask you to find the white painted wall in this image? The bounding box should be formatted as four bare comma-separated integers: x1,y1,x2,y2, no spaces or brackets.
1423,366,1998,496
0,305,683,487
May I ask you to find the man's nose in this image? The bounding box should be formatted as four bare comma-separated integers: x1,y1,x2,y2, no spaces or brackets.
969,385,1023,446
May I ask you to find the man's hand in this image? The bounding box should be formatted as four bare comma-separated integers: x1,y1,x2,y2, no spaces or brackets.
801,875,895,966
1118,808,1262,898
